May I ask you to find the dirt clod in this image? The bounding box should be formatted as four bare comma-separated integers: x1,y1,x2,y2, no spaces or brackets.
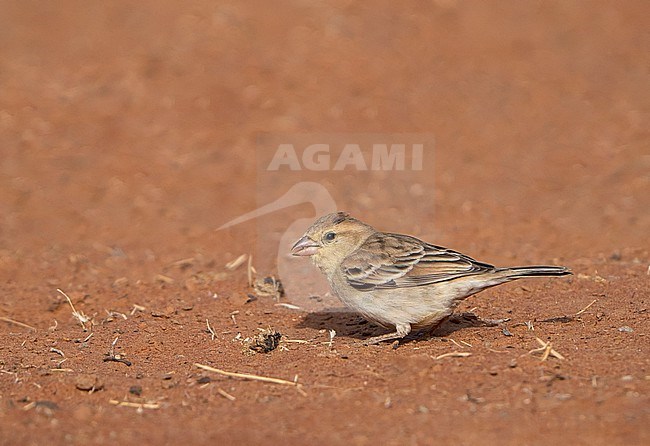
75,375,104,392
248,329,282,353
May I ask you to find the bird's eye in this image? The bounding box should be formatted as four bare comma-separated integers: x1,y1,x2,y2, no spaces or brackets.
324,232,336,242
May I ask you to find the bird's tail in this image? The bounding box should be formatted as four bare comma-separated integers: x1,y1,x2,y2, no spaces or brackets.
496,265,571,280
447,264,571,304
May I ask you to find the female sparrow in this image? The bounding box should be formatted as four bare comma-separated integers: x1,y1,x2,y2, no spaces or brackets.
291,212,571,345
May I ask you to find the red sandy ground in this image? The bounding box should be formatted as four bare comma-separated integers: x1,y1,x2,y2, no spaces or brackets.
0,1,648,445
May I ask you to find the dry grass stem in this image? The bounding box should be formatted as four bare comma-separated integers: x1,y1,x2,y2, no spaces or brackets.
195,363,306,394
169,257,195,269
575,299,598,316
0,316,36,331
486,348,509,353
275,303,302,310
577,273,607,283
105,310,127,320
225,254,247,271
155,274,174,284
217,388,236,401
57,288,90,330
50,347,65,357
206,319,216,340
530,337,565,361
449,338,464,349
539,299,598,324
328,329,336,350
434,352,472,360
130,304,146,315
104,336,132,366
21,402,37,411
109,399,160,410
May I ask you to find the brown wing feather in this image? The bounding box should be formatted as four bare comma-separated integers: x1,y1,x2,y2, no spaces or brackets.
342,232,495,291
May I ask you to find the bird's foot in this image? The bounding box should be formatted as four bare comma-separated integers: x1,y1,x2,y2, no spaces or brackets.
363,332,402,345
363,324,411,346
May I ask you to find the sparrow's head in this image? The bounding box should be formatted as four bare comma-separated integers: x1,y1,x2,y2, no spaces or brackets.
291,212,375,274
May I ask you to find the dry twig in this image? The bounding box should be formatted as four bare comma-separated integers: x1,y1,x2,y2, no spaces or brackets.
448,338,464,349
529,337,565,361
109,399,160,410
0,316,36,331
195,363,306,395
103,336,132,366
434,352,472,360
130,304,146,315
575,299,598,316
225,254,247,271
328,329,336,350
275,303,301,310
206,319,216,340
538,299,598,324
57,289,90,330
217,388,236,401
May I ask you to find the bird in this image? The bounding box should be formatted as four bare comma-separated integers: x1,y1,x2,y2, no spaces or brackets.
291,212,571,345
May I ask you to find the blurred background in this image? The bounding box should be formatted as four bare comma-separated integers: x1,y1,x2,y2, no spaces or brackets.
0,4,648,444
1,1,648,285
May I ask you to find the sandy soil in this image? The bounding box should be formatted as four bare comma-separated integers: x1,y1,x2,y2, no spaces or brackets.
1,1,648,445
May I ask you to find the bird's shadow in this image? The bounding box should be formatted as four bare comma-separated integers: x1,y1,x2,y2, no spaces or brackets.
297,310,505,343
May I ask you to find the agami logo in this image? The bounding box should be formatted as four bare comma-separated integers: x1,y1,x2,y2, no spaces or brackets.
267,143,424,171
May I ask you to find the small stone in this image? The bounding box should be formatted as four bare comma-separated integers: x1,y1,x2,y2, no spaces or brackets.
618,326,633,333
75,374,104,391
129,385,142,396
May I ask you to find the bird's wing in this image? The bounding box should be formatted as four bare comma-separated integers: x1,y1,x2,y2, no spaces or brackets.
342,233,494,291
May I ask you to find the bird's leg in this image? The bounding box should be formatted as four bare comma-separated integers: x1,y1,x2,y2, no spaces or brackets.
364,323,411,345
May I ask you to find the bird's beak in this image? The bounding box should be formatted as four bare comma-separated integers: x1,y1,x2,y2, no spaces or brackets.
291,236,320,256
